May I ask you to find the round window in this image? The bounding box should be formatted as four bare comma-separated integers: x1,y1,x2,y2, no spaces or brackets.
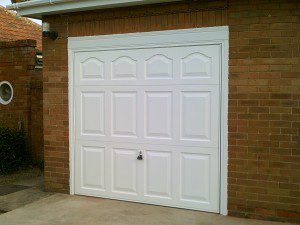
0,81,13,105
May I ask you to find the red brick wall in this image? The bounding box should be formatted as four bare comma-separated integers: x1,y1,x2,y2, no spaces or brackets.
0,40,43,159
42,0,300,222
30,70,43,159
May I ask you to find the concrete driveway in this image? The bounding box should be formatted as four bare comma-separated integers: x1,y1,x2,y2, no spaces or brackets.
0,194,292,225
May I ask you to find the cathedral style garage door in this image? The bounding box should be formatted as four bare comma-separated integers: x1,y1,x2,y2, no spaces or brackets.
69,27,228,213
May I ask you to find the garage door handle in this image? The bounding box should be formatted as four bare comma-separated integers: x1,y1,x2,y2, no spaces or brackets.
137,151,143,160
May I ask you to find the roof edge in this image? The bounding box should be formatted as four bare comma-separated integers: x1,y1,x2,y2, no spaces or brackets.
7,0,179,19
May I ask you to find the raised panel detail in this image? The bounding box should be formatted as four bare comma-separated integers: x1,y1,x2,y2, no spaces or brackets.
146,54,172,79
181,153,210,202
145,151,171,198
81,58,104,80
181,92,211,141
112,56,137,79
112,92,137,137
82,146,105,190
112,148,138,194
181,53,212,78
81,92,104,136
145,92,172,139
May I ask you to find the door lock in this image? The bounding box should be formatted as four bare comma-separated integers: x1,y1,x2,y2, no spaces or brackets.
137,151,143,160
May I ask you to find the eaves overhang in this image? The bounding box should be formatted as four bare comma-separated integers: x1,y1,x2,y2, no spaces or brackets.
7,0,180,19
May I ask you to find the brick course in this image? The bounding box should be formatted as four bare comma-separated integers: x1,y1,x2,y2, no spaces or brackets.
0,39,43,159
42,0,300,222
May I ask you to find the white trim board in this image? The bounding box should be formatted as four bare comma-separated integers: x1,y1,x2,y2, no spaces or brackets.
68,26,229,215
7,0,179,19
68,26,229,50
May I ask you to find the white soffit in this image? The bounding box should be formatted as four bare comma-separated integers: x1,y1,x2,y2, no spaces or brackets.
7,0,180,19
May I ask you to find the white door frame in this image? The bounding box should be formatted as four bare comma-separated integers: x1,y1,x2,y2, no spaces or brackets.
68,26,229,215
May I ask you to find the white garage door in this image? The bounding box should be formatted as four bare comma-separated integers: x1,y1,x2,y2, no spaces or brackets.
71,28,226,213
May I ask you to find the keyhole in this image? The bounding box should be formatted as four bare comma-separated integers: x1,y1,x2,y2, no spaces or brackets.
137,151,143,160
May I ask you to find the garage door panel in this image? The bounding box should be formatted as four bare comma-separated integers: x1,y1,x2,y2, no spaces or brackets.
181,52,211,79
79,91,105,137
81,146,106,190
145,91,173,139
144,150,172,198
75,52,106,83
112,148,138,195
75,142,108,196
179,46,219,82
180,153,210,203
145,54,173,79
112,92,138,137
112,56,137,80
179,85,219,147
81,57,105,80
180,91,211,141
